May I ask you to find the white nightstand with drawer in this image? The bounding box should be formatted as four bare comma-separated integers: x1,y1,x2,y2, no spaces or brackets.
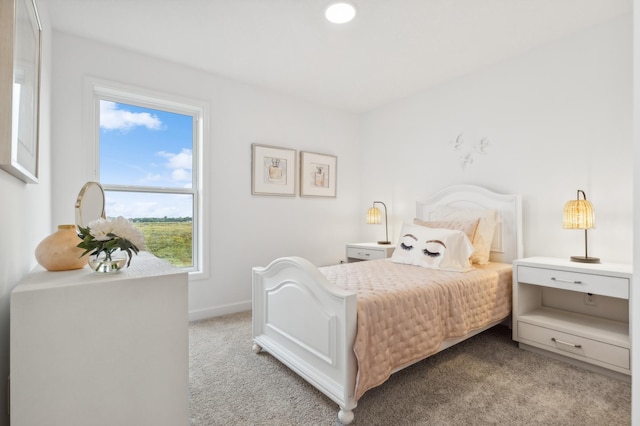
346,242,395,263
512,257,632,378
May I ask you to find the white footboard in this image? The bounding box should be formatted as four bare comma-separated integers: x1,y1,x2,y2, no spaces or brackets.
252,256,358,424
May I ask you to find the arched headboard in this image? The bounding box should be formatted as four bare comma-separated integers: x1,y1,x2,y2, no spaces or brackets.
416,185,523,264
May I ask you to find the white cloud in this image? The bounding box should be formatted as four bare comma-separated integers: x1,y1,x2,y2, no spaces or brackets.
100,101,163,131
157,149,192,182
140,173,163,183
158,148,192,169
171,169,191,181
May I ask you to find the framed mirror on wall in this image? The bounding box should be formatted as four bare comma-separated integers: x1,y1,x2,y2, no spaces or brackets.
0,0,42,183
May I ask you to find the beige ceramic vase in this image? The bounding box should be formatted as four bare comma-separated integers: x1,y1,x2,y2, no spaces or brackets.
35,224,88,271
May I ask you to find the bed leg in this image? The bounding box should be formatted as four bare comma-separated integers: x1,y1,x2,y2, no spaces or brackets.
252,342,262,353
338,408,354,425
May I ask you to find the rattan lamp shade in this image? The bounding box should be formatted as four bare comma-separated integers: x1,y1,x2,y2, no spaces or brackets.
562,190,599,263
366,202,390,244
366,207,381,225
563,200,595,229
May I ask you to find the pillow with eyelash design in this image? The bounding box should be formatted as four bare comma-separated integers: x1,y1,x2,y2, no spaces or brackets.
391,223,475,272
427,207,500,265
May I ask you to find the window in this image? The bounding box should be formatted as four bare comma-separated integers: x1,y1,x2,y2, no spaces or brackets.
90,82,204,273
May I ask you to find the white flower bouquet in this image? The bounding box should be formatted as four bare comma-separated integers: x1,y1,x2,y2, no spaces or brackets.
77,216,145,267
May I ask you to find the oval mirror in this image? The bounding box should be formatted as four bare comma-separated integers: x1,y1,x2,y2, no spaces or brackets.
75,181,106,231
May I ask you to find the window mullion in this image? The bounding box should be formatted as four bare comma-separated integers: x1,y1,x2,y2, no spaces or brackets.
103,184,194,196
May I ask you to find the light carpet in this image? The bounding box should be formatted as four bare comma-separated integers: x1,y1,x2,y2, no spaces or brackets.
189,311,630,425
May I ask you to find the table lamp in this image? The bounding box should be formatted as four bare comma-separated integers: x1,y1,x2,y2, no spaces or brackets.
563,189,599,263
366,201,391,245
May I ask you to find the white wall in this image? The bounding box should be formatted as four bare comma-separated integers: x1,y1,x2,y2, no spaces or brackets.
4,6,632,425
51,33,362,320
359,15,632,264
0,1,52,424
50,13,632,320
632,1,639,424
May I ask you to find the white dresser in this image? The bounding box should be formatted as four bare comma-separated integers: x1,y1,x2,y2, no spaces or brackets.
512,257,631,378
10,252,189,426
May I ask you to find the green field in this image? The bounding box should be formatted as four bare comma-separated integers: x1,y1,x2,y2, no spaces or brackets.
135,221,193,268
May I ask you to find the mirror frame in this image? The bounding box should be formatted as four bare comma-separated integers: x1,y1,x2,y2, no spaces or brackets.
75,181,106,230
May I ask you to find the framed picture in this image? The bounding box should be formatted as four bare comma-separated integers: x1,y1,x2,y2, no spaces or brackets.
0,0,42,183
251,144,296,196
300,151,337,197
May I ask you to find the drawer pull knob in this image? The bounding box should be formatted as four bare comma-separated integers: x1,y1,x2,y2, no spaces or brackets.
551,337,582,348
550,277,582,284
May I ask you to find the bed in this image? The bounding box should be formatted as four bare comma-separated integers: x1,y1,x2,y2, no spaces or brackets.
252,185,522,424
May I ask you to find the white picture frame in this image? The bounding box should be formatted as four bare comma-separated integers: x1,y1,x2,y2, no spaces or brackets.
300,151,337,198
0,0,41,183
251,144,296,196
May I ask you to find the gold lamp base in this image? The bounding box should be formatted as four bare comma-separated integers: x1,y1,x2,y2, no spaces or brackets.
377,240,391,245
570,255,600,264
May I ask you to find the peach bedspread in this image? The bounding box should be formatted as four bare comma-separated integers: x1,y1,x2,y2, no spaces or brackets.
319,259,512,401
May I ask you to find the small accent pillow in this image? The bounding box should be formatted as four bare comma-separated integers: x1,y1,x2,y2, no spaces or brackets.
391,223,474,272
429,207,499,265
413,218,480,245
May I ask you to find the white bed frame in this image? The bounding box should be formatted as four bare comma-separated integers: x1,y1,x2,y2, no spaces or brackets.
252,185,522,424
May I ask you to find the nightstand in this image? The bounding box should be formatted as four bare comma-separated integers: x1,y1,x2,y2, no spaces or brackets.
512,257,631,378
345,242,395,263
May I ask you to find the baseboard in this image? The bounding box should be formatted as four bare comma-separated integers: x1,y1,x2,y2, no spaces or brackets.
188,301,251,322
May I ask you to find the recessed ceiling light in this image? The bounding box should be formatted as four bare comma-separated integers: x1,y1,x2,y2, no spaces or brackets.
325,2,356,24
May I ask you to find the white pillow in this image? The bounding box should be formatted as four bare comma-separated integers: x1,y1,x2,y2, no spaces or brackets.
413,218,480,244
391,223,474,272
429,207,499,265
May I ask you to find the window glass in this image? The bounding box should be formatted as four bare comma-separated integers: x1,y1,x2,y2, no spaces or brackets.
104,191,194,268
97,97,200,271
99,101,193,188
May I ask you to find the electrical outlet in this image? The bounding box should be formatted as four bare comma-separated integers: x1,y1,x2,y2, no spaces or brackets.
584,293,597,306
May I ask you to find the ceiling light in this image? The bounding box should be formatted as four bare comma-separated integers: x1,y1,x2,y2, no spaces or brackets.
325,2,356,24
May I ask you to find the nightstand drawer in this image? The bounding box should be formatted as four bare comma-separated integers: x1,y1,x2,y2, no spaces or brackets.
518,321,629,370
517,265,628,299
346,247,386,261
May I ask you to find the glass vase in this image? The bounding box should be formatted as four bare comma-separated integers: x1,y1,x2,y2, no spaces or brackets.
88,253,127,273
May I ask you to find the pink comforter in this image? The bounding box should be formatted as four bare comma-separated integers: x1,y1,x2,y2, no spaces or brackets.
319,259,512,401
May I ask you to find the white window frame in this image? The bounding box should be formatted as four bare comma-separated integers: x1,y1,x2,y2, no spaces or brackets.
84,78,208,279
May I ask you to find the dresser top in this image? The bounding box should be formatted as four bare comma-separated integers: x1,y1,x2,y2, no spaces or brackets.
514,256,632,277
347,242,396,248
13,251,185,294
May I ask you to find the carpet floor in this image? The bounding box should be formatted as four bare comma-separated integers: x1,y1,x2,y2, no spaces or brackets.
189,311,630,425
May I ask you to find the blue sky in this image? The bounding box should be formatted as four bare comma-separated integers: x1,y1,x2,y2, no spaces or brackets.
99,101,194,219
